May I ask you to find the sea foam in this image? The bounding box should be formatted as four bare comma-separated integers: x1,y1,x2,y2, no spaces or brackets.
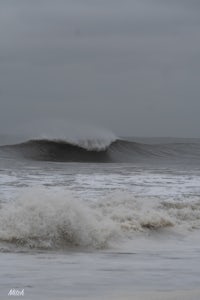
0,188,117,249
0,188,200,250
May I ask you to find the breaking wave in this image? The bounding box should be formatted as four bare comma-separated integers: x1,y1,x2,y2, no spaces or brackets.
0,188,117,249
1,137,200,162
0,188,200,250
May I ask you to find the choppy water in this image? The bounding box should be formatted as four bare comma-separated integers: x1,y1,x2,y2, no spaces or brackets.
1,136,200,299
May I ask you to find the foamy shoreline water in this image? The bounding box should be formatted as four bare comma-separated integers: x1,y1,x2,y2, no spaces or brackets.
1,233,200,300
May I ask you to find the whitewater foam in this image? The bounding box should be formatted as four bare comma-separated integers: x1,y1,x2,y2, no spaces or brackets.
1,188,200,250
96,192,174,232
0,188,118,249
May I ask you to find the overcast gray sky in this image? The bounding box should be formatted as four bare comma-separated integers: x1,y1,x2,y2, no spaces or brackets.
0,0,200,137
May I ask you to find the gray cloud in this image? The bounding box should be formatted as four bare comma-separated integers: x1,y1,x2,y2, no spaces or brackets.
0,0,200,137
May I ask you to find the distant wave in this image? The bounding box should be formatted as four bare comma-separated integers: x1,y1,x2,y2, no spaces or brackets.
0,137,200,162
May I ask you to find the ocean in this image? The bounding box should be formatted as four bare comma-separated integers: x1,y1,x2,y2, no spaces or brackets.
1,134,200,299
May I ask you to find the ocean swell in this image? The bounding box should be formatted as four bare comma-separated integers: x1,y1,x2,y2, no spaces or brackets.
1,137,200,162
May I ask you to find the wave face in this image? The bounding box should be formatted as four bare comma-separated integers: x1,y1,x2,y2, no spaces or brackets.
1,137,200,162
